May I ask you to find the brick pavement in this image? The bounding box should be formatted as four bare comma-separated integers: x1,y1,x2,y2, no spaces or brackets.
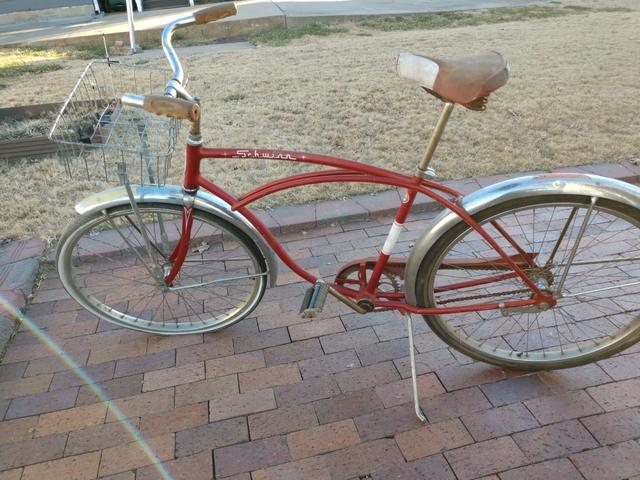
4,161,640,479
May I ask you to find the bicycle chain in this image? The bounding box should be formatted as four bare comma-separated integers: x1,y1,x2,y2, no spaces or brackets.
435,288,531,305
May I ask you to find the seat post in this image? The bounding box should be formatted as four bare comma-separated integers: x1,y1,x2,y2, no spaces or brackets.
417,102,455,173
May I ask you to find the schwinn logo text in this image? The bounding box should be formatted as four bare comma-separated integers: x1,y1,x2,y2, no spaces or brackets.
235,149,296,160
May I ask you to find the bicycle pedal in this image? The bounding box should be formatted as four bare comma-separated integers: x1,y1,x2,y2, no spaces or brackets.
299,281,329,319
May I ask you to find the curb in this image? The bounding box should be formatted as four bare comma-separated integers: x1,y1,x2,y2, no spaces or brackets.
0,238,46,360
4,158,640,358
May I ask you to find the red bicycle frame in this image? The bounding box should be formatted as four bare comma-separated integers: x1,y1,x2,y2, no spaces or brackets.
162,142,554,316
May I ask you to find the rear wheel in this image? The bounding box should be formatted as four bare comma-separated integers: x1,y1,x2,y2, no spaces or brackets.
57,202,267,334
416,195,640,370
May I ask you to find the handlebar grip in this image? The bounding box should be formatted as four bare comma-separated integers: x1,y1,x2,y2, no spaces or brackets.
142,95,200,122
193,2,238,25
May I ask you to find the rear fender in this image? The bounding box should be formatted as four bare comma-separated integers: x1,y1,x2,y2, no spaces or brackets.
404,173,640,306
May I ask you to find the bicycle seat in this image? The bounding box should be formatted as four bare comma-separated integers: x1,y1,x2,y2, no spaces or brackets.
395,51,509,110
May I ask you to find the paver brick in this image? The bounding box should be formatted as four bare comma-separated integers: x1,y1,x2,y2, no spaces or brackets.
580,408,640,445
325,438,405,480
175,375,238,407
524,390,603,425
0,374,52,400
175,417,248,458
334,361,400,393
571,440,640,480
395,418,474,461
0,416,37,445
49,361,115,391
320,327,379,355
75,374,143,406
340,311,393,331
139,401,208,437
354,403,424,442
0,468,23,480
375,373,445,408
421,386,492,423
263,338,323,366
393,349,458,378
480,374,554,407
233,327,291,354
512,419,600,463
248,403,318,440
257,305,311,330
461,403,540,442
355,338,410,367
175,337,234,365
444,436,528,480
1,343,60,364
373,318,430,342
106,387,174,422
0,433,67,470
435,363,505,391
44,319,99,341
274,375,341,407
239,363,301,392
214,435,291,478
298,350,360,379
147,334,203,354
142,362,205,392
62,330,123,354
22,351,89,377
587,377,640,412
314,388,383,425
114,349,175,377
35,402,107,437
21,451,101,480
4,387,78,420
252,456,331,480
598,351,640,380
97,433,174,477
287,419,361,460
535,364,612,393
209,388,276,422
371,454,456,480
499,457,585,480
137,451,213,480
205,350,265,378
0,361,27,383
65,419,140,456
289,317,345,341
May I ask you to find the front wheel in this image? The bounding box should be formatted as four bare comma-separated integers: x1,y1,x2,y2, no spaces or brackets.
57,202,267,334
416,195,640,370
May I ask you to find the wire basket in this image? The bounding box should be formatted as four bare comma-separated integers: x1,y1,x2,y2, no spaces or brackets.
49,61,181,186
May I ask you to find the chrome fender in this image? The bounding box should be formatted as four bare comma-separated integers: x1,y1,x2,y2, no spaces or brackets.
75,185,278,288
404,173,640,306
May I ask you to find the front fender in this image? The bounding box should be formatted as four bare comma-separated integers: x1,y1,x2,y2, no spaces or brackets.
75,185,279,288
404,173,640,306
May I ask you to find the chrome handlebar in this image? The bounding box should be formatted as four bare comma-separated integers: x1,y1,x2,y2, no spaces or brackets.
122,3,237,113
161,15,196,100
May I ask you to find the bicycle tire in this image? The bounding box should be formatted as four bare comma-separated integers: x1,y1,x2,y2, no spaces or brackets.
415,195,640,370
57,202,267,334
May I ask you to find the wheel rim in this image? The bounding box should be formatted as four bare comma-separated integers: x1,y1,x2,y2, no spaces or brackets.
59,204,266,334
423,198,640,368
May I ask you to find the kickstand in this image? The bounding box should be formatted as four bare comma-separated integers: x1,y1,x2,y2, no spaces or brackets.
405,311,427,422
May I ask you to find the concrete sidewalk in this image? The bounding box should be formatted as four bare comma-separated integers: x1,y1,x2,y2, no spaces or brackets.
0,0,562,47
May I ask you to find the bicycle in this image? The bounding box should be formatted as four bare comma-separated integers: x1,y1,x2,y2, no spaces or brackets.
51,3,640,419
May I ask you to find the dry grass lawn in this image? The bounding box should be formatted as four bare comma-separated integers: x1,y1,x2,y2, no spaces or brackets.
0,0,639,242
